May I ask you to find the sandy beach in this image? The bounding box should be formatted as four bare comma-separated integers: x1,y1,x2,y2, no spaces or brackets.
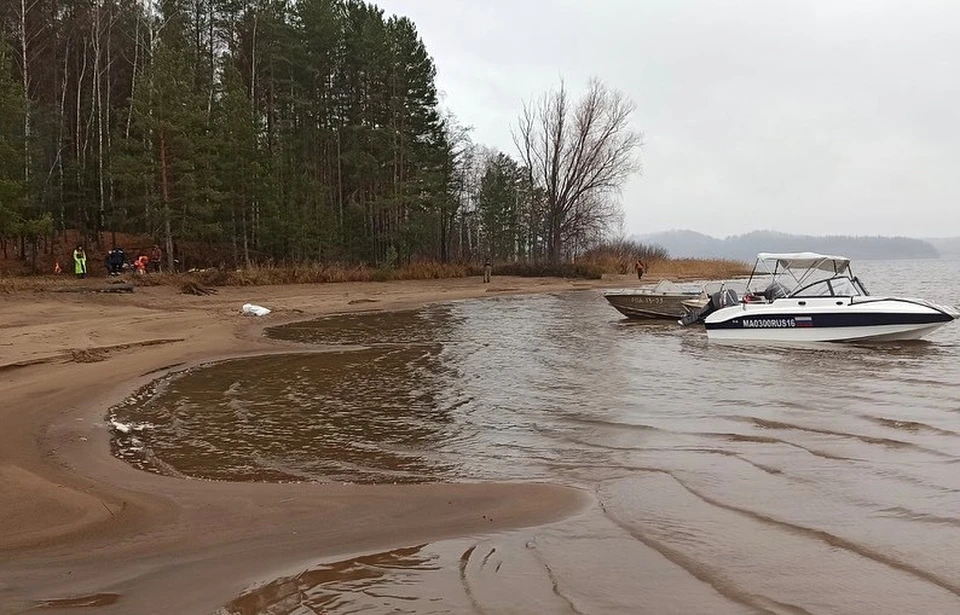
0,274,628,614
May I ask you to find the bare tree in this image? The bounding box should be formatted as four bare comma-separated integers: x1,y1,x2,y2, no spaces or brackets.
14,0,37,183
513,78,641,263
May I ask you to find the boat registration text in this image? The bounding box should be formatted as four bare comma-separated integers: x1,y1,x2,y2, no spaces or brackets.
741,318,796,328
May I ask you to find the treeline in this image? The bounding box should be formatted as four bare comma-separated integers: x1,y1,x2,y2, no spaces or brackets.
1,0,637,273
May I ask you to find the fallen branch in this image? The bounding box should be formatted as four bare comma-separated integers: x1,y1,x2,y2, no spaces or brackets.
46,283,135,294
179,281,218,296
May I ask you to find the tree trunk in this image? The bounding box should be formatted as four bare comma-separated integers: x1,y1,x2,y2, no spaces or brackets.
231,209,238,267
337,129,343,241
160,131,174,271
93,1,106,236
126,9,140,138
241,202,251,268
106,5,115,238
439,205,448,264
250,13,258,113
58,41,70,230
550,217,563,264
19,0,31,183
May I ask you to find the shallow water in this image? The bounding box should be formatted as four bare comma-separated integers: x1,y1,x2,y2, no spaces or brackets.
113,260,960,614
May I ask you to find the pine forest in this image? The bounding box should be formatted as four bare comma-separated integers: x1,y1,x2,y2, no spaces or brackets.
1,0,640,272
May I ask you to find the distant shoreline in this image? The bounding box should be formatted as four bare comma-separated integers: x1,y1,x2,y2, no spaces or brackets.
638,229,953,262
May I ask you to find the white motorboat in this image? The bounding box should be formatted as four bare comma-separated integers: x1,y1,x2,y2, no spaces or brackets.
682,252,959,342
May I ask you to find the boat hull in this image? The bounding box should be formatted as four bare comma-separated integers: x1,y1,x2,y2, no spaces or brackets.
604,292,700,319
704,297,958,343
706,321,950,343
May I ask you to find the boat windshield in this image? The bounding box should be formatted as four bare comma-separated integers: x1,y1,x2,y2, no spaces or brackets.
744,252,870,300
791,275,866,298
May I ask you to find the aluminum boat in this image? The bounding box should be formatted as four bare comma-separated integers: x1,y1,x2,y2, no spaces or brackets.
604,280,706,319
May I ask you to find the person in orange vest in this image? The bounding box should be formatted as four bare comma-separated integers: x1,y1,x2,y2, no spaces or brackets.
134,254,149,274
53,260,62,275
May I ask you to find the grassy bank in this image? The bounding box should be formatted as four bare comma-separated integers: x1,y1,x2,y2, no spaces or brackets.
0,257,750,294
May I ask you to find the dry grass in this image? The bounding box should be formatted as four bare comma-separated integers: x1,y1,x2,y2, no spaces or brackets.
493,261,604,279
0,257,747,293
0,262,484,292
579,239,670,274
578,238,749,280
213,262,481,286
0,275,65,293
644,258,751,280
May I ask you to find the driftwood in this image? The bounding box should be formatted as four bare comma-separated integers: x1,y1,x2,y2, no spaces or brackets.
47,283,135,294
179,281,218,296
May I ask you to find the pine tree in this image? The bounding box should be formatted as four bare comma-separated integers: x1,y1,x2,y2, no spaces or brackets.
0,42,26,258
476,153,523,261
2,0,629,271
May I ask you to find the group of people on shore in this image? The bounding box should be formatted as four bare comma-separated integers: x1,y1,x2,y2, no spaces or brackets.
68,244,163,279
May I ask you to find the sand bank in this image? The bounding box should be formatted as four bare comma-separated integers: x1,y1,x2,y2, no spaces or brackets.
0,275,631,614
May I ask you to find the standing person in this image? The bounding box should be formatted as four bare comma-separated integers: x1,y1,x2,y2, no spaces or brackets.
483,257,492,284
635,258,645,281
150,244,163,273
73,246,87,279
106,247,125,275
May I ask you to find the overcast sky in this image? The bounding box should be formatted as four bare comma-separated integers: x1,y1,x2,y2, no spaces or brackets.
378,0,959,239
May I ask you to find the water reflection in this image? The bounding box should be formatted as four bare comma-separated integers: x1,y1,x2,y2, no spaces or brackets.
112,347,464,483
266,305,463,346
110,260,960,614
217,545,443,615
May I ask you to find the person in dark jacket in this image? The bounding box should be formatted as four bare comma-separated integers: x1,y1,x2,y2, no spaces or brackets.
106,247,126,275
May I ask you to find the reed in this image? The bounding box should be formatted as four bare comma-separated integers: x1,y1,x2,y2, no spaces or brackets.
493,261,605,279
645,258,751,280
579,239,671,274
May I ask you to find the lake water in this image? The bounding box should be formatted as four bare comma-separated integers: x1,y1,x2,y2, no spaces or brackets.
111,260,960,614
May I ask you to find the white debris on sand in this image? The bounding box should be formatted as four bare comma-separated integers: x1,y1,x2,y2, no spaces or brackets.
240,303,272,317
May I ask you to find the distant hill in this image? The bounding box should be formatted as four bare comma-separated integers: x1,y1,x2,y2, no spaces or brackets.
926,237,960,257
638,230,941,261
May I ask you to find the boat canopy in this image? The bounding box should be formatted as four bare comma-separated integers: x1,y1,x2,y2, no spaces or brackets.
756,252,850,274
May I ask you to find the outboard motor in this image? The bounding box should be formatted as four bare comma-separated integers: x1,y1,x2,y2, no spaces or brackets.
679,288,739,326
762,282,788,301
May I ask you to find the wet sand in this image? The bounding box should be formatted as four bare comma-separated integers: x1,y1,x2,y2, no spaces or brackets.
0,275,620,614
